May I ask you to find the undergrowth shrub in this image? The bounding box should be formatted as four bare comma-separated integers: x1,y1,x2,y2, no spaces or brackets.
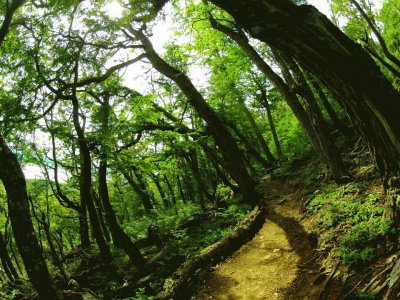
308,182,397,267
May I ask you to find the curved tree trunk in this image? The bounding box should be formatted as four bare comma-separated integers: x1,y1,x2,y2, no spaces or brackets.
209,17,345,179
130,28,259,204
210,0,400,181
0,136,62,299
273,50,347,179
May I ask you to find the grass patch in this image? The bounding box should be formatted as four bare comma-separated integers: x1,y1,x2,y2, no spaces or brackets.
307,182,397,267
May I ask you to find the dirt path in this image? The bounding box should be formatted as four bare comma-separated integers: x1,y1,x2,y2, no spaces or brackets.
193,180,323,300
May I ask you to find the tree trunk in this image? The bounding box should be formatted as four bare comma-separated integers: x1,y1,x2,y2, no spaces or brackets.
97,98,146,267
163,175,177,205
91,189,111,242
308,76,352,137
152,174,170,208
348,0,400,71
209,18,344,177
227,121,272,169
176,175,186,203
0,233,18,282
8,237,22,274
0,136,62,299
260,90,284,159
78,205,90,249
121,169,154,211
48,126,90,249
40,215,67,281
152,101,241,195
210,0,400,180
71,96,112,261
99,159,146,267
238,99,275,163
54,229,65,259
185,151,213,209
130,28,258,204
274,51,348,180
209,17,345,178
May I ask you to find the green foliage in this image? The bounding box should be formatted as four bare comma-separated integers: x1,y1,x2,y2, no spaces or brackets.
132,288,154,300
308,183,397,267
272,100,311,160
354,291,378,299
0,0,397,298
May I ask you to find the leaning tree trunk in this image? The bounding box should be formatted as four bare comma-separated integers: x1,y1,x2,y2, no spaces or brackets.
163,175,177,205
152,174,170,208
121,169,154,211
210,0,400,183
208,17,343,178
308,76,352,137
260,90,283,159
273,50,347,180
99,158,146,267
238,99,275,163
0,136,62,299
130,28,259,204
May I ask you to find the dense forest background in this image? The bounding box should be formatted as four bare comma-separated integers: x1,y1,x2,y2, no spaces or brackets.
0,0,399,299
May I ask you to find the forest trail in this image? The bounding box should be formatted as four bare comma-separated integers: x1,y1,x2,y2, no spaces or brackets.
193,180,323,300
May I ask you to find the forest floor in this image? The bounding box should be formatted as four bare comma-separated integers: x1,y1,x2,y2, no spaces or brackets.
193,180,325,300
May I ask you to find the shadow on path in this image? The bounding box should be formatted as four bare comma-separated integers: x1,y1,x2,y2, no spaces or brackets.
193,181,323,300
267,207,321,299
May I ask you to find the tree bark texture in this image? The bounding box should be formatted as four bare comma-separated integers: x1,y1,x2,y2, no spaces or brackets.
71,97,112,261
0,136,62,299
209,0,400,180
209,18,344,178
273,50,347,179
260,90,283,159
98,99,146,267
131,28,259,204
238,99,275,163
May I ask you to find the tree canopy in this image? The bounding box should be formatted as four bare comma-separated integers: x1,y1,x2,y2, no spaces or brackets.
0,0,399,299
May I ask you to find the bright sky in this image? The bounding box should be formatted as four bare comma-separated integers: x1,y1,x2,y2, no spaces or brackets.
308,0,331,15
